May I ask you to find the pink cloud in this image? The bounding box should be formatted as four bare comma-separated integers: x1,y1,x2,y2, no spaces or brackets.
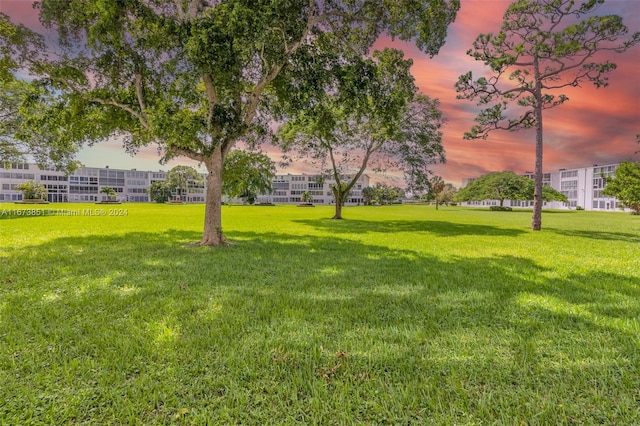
2,0,639,189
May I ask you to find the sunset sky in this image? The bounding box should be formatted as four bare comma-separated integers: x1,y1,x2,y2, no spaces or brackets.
3,0,639,187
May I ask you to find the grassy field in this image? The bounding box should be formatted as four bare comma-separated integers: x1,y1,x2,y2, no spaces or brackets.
1,202,638,425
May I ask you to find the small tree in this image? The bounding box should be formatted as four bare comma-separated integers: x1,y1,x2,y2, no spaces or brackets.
16,180,47,200
166,166,202,203
429,176,445,210
456,0,639,230
301,191,313,204
602,161,640,214
362,186,376,206
439,183,458,206
370,183,404,205
149,181,172,204
100,186,117,201
222,150,276,205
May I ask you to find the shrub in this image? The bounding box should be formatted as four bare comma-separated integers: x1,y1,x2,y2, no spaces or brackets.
576,205,584,211
489,206,512,211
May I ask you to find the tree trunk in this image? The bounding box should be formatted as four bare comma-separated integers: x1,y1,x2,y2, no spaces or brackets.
532,58,544,231
201,146,226,245
435,199,439,210
332,189,344,220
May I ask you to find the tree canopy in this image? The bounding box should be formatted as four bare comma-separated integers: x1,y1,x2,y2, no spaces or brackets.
361,183,405,206
100,186,116,197
1,0,459,245
455,171,566,207
15,180,47,200
278,48,445,219
222,149,275,205
602,161,640,214
166,165,202,202
149,181,172,204
0,77,82,173
455,0,639,229
437,183,458,206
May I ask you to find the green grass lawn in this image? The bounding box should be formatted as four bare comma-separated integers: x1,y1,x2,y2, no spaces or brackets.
1,203,638,424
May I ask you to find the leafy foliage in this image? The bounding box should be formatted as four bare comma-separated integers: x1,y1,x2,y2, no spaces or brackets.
301,191,313,204
278,48,445,218
438,183,458,206
15,180,47,200
0,77,82,173
166,165,202,202
361,183,405,206
1,0,459,244
148,181,172,204
455,0,639,230
99,186,116,197
455,171,566,207
222,150,275,205
602,161,640,214
429,176,445,209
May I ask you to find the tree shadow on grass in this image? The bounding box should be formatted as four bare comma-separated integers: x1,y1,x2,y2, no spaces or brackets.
292,218,527,237
1,229,638,423
546,227,640,244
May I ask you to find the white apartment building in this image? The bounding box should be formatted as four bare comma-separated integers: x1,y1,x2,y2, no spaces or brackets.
0,162,369,205
460,162,627,212
0,162,205,203
1,161,626,210
252,174,370,205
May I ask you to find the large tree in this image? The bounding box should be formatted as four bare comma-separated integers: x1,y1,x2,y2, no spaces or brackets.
0,77,82,173
278,48,445,219
222,149,275,205
602,161,640,214
455,0,639,230
1,0,459,245
455,171,566,207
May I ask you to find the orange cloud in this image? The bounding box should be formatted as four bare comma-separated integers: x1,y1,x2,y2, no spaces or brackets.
3,0,639,188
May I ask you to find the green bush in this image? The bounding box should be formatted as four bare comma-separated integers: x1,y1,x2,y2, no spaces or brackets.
576,205,584,210
16,180,47,200
489,206,512,211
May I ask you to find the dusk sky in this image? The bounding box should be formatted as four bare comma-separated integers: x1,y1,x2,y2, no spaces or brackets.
3,0,639,187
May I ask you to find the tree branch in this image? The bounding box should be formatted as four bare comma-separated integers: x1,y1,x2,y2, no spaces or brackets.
169,145,205,162
135,73,148,120
243,0,316,126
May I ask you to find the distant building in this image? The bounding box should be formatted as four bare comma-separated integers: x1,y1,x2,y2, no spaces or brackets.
0,162,369,205
0,162,205,203
459,162,627,212
247,174,369,205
